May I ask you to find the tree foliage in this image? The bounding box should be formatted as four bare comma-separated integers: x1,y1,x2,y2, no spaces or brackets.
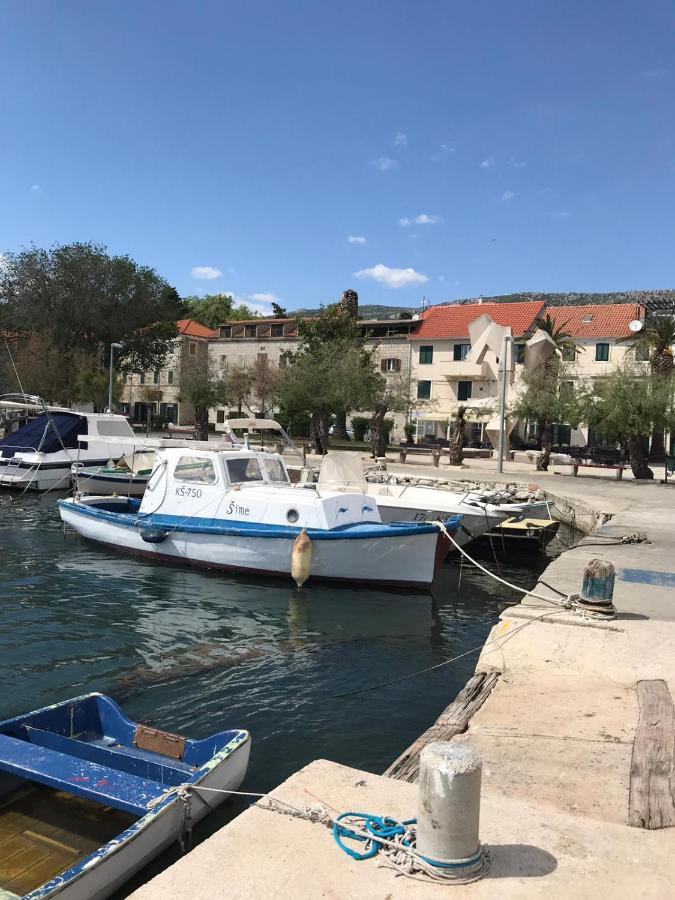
183,294,263,329
178,356,230,440
0,243,181,385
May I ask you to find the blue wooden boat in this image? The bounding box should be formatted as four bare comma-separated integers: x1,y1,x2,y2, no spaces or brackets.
0,693,250,899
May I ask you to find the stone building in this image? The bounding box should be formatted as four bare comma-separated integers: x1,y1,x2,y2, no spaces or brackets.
120,319,216,426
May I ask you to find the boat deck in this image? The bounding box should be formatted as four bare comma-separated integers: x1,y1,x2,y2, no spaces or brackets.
0,783,134,896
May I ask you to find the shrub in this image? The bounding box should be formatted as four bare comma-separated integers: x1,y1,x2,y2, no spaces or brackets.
351,416,369,442
404,423,416,444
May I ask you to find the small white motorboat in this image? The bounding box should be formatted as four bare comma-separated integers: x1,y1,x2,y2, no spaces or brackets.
317,454,511,547
58,445,459,587
0,692,249,899
72,451,157,497
0,397,136,492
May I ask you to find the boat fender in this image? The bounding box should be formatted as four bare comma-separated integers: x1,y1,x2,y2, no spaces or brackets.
140,528,170,544
291,529,312,588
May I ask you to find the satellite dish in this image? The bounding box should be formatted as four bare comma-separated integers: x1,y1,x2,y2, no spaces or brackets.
629,320,644,333
412,313,420,320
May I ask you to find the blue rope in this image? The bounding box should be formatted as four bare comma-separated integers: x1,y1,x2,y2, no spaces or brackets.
333,812,415,861
333,811,483,870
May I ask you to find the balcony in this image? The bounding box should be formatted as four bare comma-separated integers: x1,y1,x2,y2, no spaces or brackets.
443,360,492,381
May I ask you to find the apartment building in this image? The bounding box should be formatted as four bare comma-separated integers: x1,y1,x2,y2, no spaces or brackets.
408,300,546,442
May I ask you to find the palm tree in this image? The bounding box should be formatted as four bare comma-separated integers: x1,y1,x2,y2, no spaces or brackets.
530,314,578,470
627,316,675,460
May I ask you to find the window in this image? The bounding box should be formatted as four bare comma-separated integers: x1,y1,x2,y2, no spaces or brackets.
513,343,526,364
552,424,572,446
220,325,232,338
560,381,574,400
457,381,472,401
237,354,247,368
219,355,227,370
381,358,401,372
244,324,257,338
216,410,225,424
595,343,609,362
271,323,284,337
225,456,263,483
419,345,433,364
279,354,287,369
416,380,431,400
257,352,268,365
635,345,650,362
140,372,145,385
174,456,217,484
263,457,289,483
189,341,197,355
453,343,470,361
561,344,576,362
167,369,174,385
153,370,160,385
96,420,134,437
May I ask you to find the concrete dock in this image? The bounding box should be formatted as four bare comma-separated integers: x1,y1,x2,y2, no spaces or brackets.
130,460,675,899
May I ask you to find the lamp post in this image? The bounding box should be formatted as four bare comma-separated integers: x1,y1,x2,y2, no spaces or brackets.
497,334,513,474
107,342,123,412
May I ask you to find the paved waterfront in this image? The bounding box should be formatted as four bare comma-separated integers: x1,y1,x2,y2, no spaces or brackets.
131,456,675,899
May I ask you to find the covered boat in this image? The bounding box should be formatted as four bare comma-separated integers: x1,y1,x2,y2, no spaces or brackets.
0,692,250,899
58,446,458,587
0,402,136,492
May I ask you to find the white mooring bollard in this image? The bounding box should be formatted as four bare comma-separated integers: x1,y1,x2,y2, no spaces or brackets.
416,741,488,880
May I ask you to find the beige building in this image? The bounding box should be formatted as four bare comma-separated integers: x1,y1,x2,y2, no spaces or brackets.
120,319,216,427
207,316,415,438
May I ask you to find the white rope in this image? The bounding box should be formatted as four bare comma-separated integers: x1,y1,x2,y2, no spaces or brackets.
433,519,572,608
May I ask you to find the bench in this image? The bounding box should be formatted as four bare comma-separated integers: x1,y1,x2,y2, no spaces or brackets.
397,445,443,466
562,461,626,481
0,732,171,816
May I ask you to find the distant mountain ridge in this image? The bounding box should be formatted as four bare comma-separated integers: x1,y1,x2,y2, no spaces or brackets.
292,290,675,319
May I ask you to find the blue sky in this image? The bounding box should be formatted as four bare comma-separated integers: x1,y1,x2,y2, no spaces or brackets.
1,1,674,313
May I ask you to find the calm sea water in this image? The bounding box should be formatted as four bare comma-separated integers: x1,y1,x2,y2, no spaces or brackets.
0,492,571,892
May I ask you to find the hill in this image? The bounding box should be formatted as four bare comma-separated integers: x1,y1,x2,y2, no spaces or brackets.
291,290,675,319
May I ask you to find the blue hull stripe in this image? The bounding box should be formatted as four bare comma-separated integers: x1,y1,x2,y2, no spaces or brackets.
58,499,459,541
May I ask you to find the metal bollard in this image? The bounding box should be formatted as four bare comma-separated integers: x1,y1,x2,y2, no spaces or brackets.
576,558,616,617
416,741,488,880
432,449,441,467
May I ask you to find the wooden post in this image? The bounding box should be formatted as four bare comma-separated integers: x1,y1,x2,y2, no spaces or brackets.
399,447,407,464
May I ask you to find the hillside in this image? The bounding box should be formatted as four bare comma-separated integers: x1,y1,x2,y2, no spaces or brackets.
291,290,675,319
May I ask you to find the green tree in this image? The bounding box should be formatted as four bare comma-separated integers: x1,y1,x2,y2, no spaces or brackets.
178,356,230,441
624,315,675,460
368,372,411,457
511,363,581,471
225,365,253,416
580,365,675,480
0,243,180,388
271,302,287,317
249,356,285,417
182,294,235,329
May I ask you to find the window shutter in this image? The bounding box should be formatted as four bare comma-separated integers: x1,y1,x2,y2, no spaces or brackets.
381,360,387,372
395,358,401,372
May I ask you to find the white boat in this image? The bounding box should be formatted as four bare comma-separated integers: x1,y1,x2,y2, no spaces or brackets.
72,451,157,497
0,692,249,899
317,454,511,547
0,399,137,492
58,445,459,587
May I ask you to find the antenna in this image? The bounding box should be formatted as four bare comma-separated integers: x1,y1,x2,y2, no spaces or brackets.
628,320,643,333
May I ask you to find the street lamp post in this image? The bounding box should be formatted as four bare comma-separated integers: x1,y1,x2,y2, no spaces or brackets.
108,342,123,412
497,335,513,474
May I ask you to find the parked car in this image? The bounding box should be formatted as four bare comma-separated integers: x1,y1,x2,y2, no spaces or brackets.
329,425,355,440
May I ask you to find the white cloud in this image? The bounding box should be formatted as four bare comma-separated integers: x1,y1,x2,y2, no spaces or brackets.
507,156,527,169
354,263,428,289
373,156,397,172
192,265,222,280
394,131,408,147
399,213,443,226
250,292,281,304
501,191,516,201
247,301,275,316
479,158,493,168
430,143,454,162
638,67,668,80
437,275,446,282
347,235,367,244
30,184,43,194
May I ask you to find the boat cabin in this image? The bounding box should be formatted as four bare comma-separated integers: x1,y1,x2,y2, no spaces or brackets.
139,447,381,530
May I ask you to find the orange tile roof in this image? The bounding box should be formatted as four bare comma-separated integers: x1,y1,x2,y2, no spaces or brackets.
177,319,217,338
545,304,645,338
412,300,546,339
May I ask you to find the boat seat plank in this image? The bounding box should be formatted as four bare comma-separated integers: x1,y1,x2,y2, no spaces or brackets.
0,734,169,817
24,726,190,785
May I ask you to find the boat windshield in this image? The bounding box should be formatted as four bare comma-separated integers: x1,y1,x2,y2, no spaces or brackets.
262,457,288,483
225,457,264,483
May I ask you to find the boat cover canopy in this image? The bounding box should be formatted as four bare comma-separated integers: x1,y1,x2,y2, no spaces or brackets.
0,412,87,458
318,452,366,487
